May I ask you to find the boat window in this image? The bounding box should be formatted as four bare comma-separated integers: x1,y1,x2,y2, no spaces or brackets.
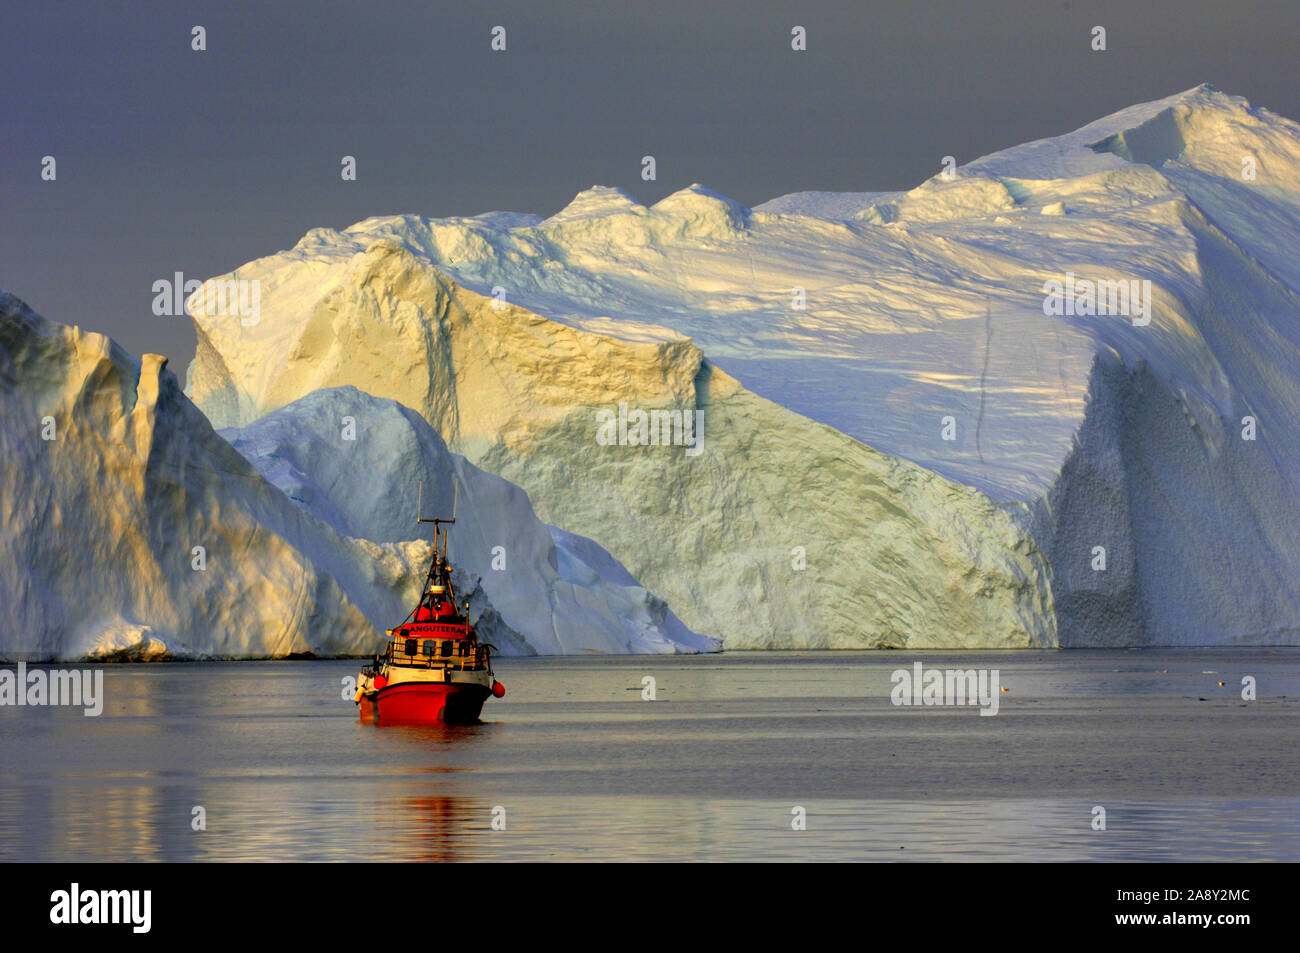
423,640,436,657
441,641,453,657
404,639,416,656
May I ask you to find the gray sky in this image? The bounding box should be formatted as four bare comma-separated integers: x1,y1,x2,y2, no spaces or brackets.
3,0,1297,371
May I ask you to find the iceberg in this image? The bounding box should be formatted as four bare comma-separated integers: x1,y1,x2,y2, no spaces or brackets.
185,86,1300,647
0,293,713,659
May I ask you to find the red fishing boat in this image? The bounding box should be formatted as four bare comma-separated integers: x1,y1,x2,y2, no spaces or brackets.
355,483,504,724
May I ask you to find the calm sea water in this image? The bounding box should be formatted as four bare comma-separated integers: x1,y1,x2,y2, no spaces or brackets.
1,650,1297,862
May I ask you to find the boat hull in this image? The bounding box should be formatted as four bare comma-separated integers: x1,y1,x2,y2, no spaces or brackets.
359,681,491,725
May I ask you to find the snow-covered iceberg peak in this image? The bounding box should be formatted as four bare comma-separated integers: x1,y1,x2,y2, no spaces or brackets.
544,185,647,225
649,183,752,235
968,84,1300,183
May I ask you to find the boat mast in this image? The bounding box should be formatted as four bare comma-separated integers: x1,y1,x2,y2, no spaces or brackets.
415,478,461,611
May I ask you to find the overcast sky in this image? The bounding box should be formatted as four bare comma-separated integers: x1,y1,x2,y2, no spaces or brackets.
3,0,1298,370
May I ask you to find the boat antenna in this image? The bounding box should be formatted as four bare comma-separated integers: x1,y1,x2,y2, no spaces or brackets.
445,478,458,561
416,476,456,525
416,476,458,562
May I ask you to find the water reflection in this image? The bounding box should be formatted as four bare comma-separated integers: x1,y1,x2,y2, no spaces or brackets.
382,795,486,863
1,653,1297,861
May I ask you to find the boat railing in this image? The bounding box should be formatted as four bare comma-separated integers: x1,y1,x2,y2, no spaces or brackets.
383,638,489,672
